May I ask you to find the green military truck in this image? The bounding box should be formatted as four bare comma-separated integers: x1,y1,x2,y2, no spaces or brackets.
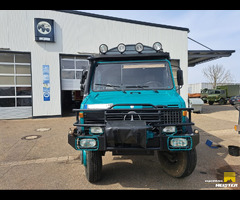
201,85,240,105
207,89,227,105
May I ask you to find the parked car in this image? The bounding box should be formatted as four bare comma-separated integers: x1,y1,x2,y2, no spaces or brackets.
229,96,240,105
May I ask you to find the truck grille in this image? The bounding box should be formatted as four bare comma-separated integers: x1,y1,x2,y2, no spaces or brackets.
160,110,182,124
83,108,183,125
104,109,182,125
106,109,159,122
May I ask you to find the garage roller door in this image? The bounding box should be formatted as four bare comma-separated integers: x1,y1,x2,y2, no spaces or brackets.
0,52,32,119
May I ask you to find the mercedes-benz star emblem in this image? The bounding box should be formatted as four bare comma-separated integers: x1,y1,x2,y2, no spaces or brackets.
124,111,141,121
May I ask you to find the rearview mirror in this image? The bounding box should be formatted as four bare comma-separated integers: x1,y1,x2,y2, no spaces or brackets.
177,69,184,86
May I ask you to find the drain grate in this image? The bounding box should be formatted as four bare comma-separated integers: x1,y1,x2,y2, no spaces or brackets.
21,135,41,140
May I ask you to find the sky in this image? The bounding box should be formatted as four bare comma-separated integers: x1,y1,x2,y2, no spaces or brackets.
79,10,240,84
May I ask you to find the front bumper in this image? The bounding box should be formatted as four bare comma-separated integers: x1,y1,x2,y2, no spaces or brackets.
68,104,199,152
68,131,199,152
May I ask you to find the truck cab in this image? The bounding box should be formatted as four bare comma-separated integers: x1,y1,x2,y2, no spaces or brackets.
201,88,213,103
68,42,199,183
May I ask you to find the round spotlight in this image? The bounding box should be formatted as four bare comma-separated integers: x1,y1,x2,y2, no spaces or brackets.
117,43,126,54
99,44,108,54
135,43,144,53
153,42,163,52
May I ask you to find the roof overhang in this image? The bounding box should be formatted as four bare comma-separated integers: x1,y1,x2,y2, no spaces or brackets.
188,50,235,67
56,10,190,32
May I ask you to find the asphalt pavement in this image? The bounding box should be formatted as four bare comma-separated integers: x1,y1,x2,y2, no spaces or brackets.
0,104,240,190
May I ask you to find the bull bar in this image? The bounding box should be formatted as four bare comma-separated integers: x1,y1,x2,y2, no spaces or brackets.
68,104,199,152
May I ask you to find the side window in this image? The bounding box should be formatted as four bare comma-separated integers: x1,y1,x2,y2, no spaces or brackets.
171,59,180,93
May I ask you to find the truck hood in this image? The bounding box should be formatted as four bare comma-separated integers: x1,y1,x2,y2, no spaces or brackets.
82,90,185,108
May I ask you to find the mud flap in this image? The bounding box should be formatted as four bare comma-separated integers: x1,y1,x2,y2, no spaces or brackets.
105,121,147,148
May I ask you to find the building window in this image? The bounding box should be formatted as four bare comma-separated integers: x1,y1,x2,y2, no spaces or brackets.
0,52,32,107
60,55,90,91
61,55,89,80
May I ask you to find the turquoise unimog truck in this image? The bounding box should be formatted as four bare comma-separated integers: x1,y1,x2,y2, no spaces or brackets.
68,42,199,183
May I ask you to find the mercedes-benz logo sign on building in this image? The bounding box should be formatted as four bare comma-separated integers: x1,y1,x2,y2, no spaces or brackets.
34,18,54,42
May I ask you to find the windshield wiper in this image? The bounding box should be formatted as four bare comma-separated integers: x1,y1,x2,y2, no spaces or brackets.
95,83,126,93
125,85,159,93
125,85,149,89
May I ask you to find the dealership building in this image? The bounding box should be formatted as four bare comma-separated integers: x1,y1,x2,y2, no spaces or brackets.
0,10,234,119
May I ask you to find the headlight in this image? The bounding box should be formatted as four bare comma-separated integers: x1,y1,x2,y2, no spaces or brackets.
90,127,103,134
163,126,176,133
85,103,113,109
99,44,108,54
79,138,97,148
170,138,188,147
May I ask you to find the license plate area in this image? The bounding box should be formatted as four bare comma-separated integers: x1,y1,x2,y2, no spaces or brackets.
105,121,147,148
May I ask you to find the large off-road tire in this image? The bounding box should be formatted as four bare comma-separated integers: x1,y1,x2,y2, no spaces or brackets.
157,148,197,178
219,98,225,105
208,101,214,105
85,151,102,183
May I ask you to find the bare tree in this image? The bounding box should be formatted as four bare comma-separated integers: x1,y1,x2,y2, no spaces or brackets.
202,64,233,89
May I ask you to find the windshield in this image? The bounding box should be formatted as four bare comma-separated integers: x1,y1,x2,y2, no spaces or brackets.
92,61,173,91
208,90,222,94
208,90,214,94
